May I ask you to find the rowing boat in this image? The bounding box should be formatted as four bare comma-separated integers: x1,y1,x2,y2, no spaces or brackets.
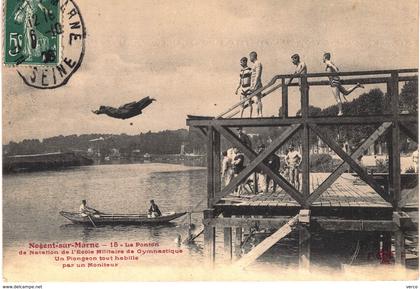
59,211,186,225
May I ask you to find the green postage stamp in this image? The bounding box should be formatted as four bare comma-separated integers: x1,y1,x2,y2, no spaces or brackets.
4,0,61,65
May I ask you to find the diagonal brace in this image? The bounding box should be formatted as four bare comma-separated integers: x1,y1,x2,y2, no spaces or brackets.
213,124,301,204
308,123,391,204
214,125,305,205
399,122,418,143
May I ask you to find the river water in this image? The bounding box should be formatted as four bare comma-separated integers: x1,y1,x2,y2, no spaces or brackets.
3,163,417,281
3,163,207,248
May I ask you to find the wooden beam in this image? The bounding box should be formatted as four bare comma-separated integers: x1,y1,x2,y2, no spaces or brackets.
299,210,311,269
302,124,310,201
400,122,418,143
300,75,309,118
214,125,305,205
198,126,208,137
235,215,299,268
310,123,388,201
394,230,406,266
313,219,397,231
301,75,310,202
234,227,242,259
300,75,418,87
390,72,401,210
203,209,216,263
307,122,392,205
223,227,233,261
207,127,215,207
206,217,397,231
299,226,311,269
213,130,221,200
270,68,417,80
186,114,417,128
281,78,288,118
212,124,301,204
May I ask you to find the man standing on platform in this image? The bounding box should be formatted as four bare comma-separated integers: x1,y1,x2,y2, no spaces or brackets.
238,127,252,149
285,144,302,189
286,53,307,89
249,51,263,117
235,57,253,118
323,52,364,116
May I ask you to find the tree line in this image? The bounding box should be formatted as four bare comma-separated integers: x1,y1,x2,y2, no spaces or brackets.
3,80,417,157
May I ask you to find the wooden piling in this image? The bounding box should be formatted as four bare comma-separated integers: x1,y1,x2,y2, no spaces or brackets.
281,78,288,118
224,227,233,261
394,229,406,266
234,227,242,260
203,209,215,263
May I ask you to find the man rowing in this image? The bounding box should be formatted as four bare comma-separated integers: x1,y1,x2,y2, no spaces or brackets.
79,200,101,215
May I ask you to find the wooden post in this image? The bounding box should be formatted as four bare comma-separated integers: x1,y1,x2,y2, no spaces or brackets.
300,75,309,118
394,229,406,266
383,232,392,264
213,130,221,197
207,126,215,208
389,72,401,210
299,210,311,270
282,78,288,119
234,227,242,260
203,209,215,264
301,75,310,202
224,227,233,262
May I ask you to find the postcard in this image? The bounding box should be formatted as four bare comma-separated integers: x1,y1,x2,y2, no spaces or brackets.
2,0,419,285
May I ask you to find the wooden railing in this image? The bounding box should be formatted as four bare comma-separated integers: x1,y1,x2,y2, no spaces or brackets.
216,68,418,119
188,68,418,217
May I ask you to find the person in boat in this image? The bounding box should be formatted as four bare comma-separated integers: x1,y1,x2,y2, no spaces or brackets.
148,199,162,218
79,200,100,215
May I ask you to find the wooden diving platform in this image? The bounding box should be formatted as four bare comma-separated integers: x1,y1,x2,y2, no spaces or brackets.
187,68,418,269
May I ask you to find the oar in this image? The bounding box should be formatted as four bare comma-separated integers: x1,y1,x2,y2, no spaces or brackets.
190,228,204,242
87,214,97,227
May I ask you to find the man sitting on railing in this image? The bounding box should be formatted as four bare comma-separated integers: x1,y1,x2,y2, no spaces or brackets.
323,52,364,116
235,57,253,118
249,51,263,117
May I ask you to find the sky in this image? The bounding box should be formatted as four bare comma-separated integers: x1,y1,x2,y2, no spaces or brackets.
2,0,419,143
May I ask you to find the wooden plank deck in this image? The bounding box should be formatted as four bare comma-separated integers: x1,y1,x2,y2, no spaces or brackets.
218,173,391,209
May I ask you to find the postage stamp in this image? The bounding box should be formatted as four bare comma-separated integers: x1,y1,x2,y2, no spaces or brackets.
4,0,61,65
4,0,86,89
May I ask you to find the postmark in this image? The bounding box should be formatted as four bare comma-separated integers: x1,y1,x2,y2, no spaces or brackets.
4,0,86,89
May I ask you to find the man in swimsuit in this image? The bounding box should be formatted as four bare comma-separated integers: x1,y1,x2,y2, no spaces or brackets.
323,52,364,116
249,51,263,117
235,57,253,118
285,144,302,189
286,54,307,89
